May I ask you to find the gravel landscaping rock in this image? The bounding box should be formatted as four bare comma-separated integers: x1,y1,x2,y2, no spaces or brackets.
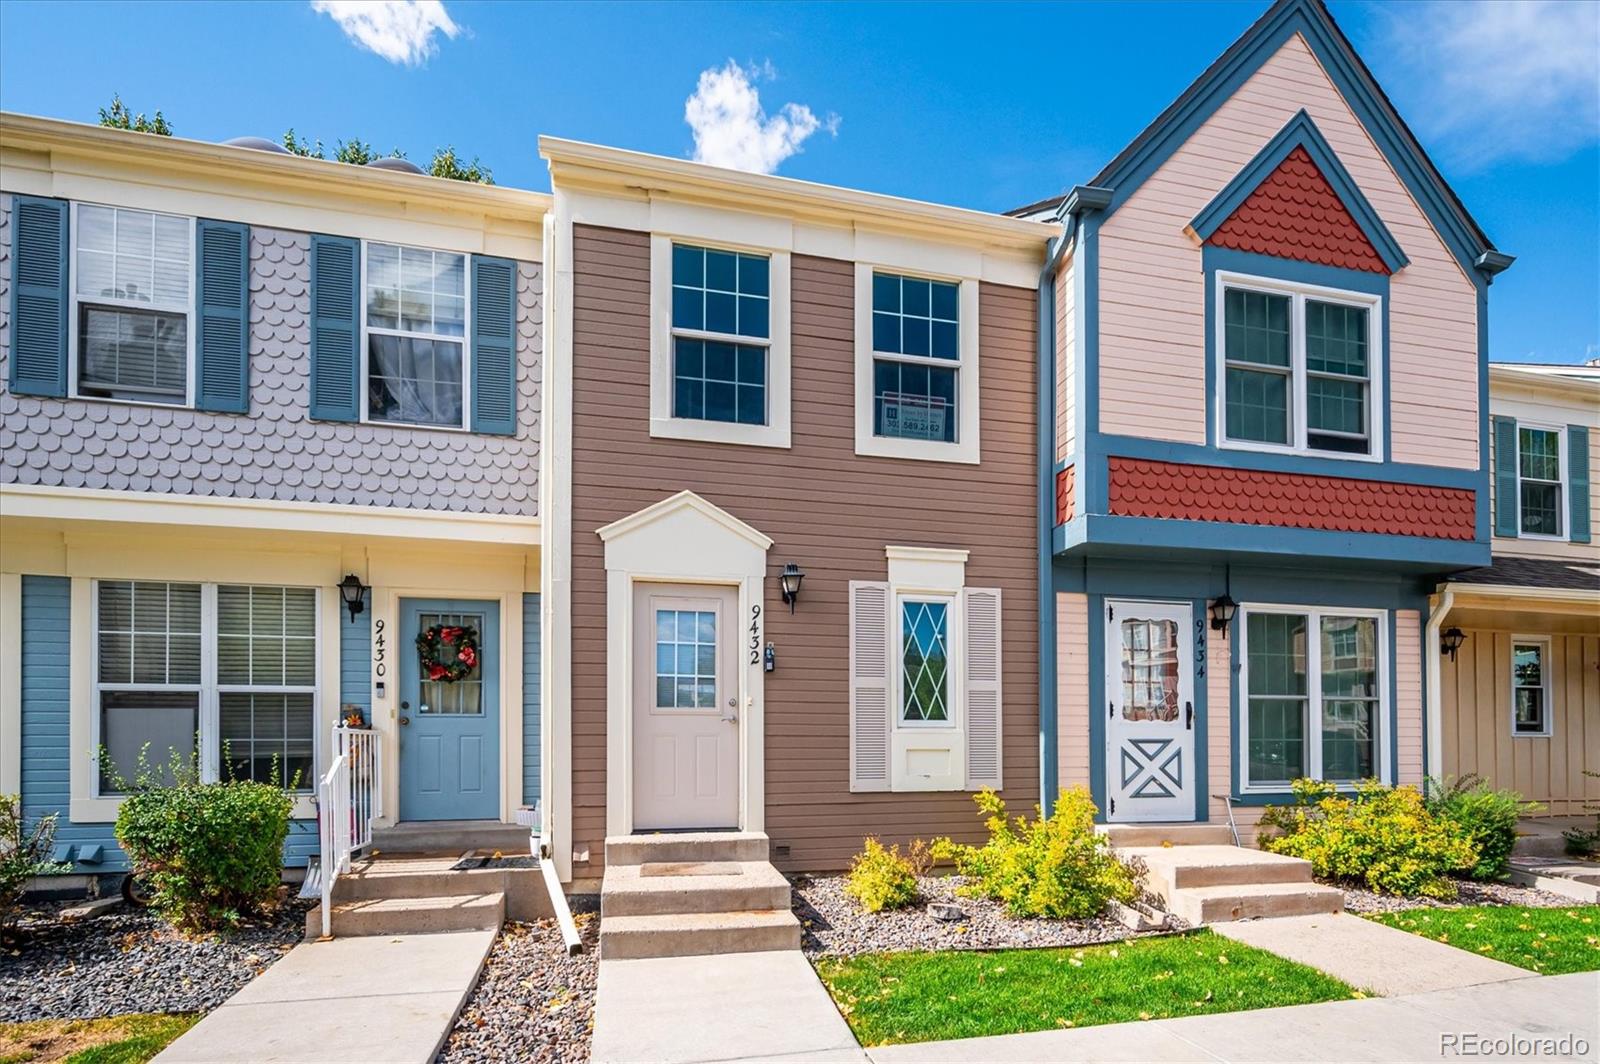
0,896,310,1023
793,873,1178,957
1339,878,1579,915
438,897,599,1064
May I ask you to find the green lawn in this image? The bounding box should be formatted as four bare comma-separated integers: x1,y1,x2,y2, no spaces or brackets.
813,930,1361,1046
0,1014,198,1064
1366,905,1600,975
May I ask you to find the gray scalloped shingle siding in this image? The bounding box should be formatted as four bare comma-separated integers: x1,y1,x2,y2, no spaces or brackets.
0,201,540,515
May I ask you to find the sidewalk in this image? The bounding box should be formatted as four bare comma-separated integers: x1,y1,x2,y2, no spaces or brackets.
866,971,1598,1063
155,930,495,1064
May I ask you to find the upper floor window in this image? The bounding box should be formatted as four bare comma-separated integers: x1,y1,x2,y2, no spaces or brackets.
363,242,469,428
1217,272,1382,461
854,267,980,463
71,204,193,406
1517,426,1565,538
670,244,769,426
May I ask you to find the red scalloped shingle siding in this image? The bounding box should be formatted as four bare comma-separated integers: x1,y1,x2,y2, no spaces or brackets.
1108,458,1475,540
1057,465,1075,524
1206,146,1388,274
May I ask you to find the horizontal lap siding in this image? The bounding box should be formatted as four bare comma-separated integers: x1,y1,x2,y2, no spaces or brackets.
1097,33,1477,468
1057,255,1076,462
569,225,1039,875
1443,629,1600,816
1057,593,1089,791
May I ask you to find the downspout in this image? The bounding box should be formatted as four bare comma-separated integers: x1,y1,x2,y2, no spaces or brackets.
1424,587,1454,789
1037,212,1076,815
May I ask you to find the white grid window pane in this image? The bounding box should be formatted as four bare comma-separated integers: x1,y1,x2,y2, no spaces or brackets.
654,609,718,710
98,581,202,685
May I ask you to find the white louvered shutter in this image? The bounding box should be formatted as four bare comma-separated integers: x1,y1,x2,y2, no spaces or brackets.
964,587,1003,790
849,581,892,792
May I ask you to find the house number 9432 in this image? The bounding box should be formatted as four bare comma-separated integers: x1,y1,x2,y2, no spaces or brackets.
748,604,763,665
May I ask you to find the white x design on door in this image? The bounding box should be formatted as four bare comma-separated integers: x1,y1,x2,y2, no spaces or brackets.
1105,599,1195,822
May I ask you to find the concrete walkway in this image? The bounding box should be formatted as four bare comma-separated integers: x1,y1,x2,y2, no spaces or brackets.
867,971,1598,1063
1212,912,1535,996
590,950,867,1063
155,930,495,1063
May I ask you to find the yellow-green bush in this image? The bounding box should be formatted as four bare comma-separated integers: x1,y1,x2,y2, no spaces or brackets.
932,787,1137,919
1260,779,1477,898
844,837,930,913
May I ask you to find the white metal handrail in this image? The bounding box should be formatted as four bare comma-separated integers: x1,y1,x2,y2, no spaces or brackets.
317,726,381,938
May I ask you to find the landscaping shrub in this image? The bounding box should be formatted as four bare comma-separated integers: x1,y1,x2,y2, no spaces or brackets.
1,794,69,931
843,837,930,913
932,787,1137,919
1425,775,1537,881
113,755,294,932
1260,779,1477,898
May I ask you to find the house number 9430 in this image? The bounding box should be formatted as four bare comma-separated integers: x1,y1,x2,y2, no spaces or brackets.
373,618,387,678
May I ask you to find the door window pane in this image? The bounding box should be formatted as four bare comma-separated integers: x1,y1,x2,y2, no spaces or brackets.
418,612,486,715
1246,612,1307,785
654,609,717,710
1120,618,1180,721
900,600,949,722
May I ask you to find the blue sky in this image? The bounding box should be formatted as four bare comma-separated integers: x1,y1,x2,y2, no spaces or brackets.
2,0,1595,364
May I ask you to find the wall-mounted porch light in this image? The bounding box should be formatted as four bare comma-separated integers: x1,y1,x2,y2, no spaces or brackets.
778,563,806,613
1209,594,1239,635
1441,627,1466,662
338,574,369,623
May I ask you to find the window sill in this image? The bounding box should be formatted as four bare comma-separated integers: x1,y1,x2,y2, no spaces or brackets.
75,794,317,823
1217,438,1381,464
856,433,979,465
649,416,790,450
69,393,194,413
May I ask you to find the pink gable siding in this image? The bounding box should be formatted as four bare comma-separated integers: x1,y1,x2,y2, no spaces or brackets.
1097,32,1479,469
1056,253,1076,463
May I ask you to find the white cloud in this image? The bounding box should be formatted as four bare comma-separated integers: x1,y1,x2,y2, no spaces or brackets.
1373,0,1599,170
684,61,838,174
311,0,460,66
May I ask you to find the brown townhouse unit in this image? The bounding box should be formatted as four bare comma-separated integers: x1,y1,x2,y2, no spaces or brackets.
538,140,1056,883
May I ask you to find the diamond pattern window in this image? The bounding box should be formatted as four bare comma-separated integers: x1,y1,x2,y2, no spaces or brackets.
900,600,950,723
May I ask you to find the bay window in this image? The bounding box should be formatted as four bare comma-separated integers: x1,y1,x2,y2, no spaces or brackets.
93,580,318,795
1240,605,1386,790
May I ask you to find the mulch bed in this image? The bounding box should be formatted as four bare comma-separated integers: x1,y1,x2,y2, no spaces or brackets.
1338,878,1579,915
0,897,310,1023
793,873,1175,958
437,897,600,1064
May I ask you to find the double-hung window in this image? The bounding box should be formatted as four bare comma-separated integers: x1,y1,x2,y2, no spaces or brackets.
1516,426,1565,538
71,204,194,405
1511,638,1551,736
93,580,318,796
855,267,980,462
1218,272,1381,459
364,242,469,428
1241,606,1386,790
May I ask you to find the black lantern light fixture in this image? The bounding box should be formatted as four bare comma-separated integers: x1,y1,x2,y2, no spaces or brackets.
338,573,369,623
778,562,806,613
1209,593,1239,635
1441,627,1467,662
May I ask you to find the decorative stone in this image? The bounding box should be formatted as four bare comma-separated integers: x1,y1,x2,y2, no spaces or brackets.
927,902,965,922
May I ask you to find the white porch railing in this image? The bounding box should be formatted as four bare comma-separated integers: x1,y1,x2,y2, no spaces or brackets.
316,726,382,938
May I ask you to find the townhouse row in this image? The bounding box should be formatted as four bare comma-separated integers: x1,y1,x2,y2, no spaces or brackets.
1,0,1593,890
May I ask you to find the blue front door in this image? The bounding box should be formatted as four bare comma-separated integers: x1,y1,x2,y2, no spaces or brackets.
399,599,500,821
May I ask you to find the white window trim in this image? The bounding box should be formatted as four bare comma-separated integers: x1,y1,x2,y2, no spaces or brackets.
854,264,981,463
1213,270,1384,463
66,202,197,409
88,580,322,800
1236,603,1391,794
1510,635,1553,738
648,234,792,449
359,240,474,432
1512,423,1568,541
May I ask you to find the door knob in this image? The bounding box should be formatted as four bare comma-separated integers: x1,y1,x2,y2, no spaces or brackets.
399,716,410,726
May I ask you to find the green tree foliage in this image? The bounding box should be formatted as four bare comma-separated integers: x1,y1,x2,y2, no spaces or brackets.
427,146,494,184
98,94,172,136
1,794,70,931
280,128,325,159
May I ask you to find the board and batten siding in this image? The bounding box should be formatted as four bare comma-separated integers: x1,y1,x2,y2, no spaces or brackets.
1096,32,1478,469
1056,592,1090,791
1443,630,1600,816
567,224,1039,875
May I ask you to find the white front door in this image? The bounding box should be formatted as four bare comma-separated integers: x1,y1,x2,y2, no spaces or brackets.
633,583,740,830
1105,599,1196,822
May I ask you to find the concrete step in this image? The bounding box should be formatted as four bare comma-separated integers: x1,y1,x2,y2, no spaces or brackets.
307,891,505,938
1097,823,1236,848
604,831,769,867
1166,882,1343,925
371,821,532,856
599,909,800,959
1124,844,1313,894
601,860,791,918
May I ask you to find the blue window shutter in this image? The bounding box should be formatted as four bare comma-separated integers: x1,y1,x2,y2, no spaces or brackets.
1569,425,1591,544
470,255,517,436
8,195,69,397
1492,416,1519,538
195,219,250,413
309,234,360,422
